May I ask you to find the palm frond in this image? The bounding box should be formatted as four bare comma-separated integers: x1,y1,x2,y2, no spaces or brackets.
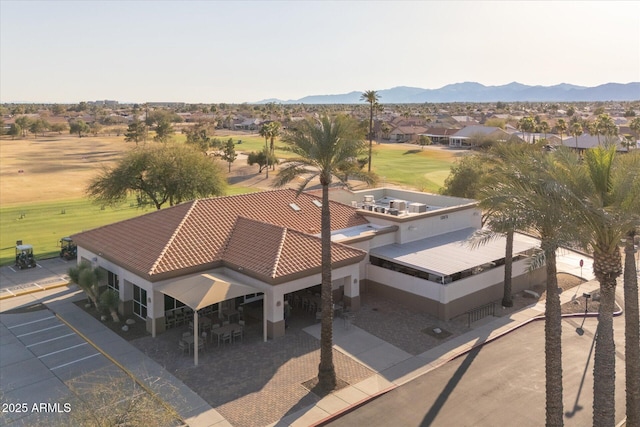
466,228,503,249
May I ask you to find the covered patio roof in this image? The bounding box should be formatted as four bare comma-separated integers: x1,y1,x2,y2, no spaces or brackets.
156,271,260,311
156,271,264,366
370,228,540,277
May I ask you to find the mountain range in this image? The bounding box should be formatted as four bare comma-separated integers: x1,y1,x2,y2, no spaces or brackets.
256,82,640,104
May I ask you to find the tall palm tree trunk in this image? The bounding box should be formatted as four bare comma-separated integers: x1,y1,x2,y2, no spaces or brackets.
624,232,640,426
502,229,514,307
592,249,622,427
544,247,564,426
367,107,373,172
265,138,269,179
318,179,336,391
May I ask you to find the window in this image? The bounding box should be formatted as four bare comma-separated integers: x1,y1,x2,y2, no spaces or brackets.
133,285,147,320
107,271,119,292
164,294,185,312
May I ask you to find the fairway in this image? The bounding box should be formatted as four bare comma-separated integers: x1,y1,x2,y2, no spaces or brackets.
0,133,459,266
370,144,461,192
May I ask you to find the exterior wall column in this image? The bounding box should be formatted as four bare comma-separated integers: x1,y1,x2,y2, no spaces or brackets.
343,275,361,310
149,290,166,337
121,279,134,317
265,289,285,339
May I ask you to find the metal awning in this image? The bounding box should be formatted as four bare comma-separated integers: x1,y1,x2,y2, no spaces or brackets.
370,228,540,277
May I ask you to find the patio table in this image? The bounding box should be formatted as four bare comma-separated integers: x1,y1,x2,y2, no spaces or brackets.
181,335,194,355
221,308,239,322
211,323,241,345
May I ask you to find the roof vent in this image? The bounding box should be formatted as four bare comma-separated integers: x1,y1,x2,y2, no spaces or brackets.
289,203,301,212
312,200,322,207
363,195,374,203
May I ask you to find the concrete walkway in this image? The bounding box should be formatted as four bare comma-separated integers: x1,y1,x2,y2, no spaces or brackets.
0,249,605,427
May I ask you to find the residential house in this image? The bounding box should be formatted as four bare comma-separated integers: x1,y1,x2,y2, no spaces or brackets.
448,125,510,148
388,125,429,142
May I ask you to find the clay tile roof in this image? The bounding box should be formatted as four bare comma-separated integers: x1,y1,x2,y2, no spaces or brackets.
223,217,366,283
71,189,368,281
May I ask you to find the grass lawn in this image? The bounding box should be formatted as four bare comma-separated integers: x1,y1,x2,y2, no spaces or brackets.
0,185,259,266
370,144,462,192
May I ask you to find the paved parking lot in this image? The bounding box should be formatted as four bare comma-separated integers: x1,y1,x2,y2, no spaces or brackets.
0,303,111,425
0,257,70,299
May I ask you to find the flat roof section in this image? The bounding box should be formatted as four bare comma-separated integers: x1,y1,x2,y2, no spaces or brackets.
370,228,540,277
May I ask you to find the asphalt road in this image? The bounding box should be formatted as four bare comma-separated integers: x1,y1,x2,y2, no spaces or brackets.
327,316,627,427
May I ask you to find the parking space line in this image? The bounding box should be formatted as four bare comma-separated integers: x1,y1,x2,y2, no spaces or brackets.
38,342,88,359
7,315,56,329
8,266,16,272
16,324,64,337
33,283,44,289
50,353,101,370
26,333,76,347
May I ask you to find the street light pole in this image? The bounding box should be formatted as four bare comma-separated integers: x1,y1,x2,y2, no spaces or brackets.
576,292,592,336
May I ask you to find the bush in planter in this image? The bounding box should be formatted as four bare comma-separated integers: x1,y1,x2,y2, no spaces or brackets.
68,262,103,310
99,289,121,322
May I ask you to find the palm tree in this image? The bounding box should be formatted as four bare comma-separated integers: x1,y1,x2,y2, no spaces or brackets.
629,117,640,147
481,147,582,426
564,146,639,426
259,123,271,178
518,116,536,143
361,90,379,172
539,121,550,140
624,229,640,426
268,121,281,170
556,118,567,143
471,143,538,307
570,122,583,150
595,113,618,146
275,115,376,391
619,152,640,426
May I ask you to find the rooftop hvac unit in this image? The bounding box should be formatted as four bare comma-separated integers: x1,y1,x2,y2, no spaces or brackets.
396,201,407,211
388,208,399,216
408,203,427,213
351,201,358,208
363,195,375,203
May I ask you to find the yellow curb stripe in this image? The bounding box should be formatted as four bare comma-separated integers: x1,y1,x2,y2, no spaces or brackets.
0,282,70,300
54,312,184,425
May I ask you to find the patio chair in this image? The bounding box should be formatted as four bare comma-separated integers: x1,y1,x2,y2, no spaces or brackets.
182,331,192,338
232,327,242,343
315,311,322,323
165,316,175,329
175,311,185,326
221,332,232,345
178,340,188,355
198,336,206,351
201,331,208,344
222,320,230,326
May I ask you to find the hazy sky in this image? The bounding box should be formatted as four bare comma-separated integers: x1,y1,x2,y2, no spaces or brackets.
1,1,639,104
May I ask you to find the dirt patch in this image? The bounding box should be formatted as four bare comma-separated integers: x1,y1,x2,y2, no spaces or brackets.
532,272,585,300
73,299,150,341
